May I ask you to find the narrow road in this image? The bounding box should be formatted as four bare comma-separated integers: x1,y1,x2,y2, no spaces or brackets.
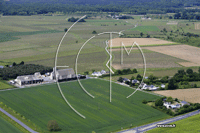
0,107,38,133
118,110,200,133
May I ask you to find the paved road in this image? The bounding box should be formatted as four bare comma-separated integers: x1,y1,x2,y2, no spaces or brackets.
0,107,38,133
118,110,200,133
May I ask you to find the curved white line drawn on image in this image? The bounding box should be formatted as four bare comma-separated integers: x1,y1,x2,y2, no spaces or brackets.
55,15,87,119
126,42,146,98
76,32,123,103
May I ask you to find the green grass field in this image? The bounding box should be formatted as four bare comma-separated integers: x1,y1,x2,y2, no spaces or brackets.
128,26,160,33
148,113,200,133
0,116,22,133
0,81,15,90
0,79,169,133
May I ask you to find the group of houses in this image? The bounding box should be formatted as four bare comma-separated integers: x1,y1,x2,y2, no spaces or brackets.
163,98,190,109
121,77,165,91
141,17,152,20
91,70,107,77
13,67,85,87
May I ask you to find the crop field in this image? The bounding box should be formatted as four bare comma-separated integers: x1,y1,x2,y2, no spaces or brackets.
0,116,22,133
0,79,169,133
0,15,134,73
109,38,174,48
148,113,200,133
112,49,186,70
0,15,199,74
153,87,200,103
128,26,160,33
145,45,200,67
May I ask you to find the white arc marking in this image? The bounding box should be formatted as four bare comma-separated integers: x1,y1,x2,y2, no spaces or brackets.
76,32,123,104
126,42,146,98
75,35,96,99
55,15,87,119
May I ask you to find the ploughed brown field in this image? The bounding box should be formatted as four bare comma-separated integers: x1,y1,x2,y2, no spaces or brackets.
154,88,200,103
109,38,174,47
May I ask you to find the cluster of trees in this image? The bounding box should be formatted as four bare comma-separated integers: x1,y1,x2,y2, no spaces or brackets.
148,96,200,116
118,16,133,19
174,12,200,20
1,0,200,15
116,68,200,90
120,33,151,38
115,68,137,75
0,64,53,80
68,17,86,22
139,68,200,90
162,27,200,47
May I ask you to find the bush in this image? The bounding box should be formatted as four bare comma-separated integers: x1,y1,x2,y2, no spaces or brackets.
166,96,173,103
64,28,68,32
92,30,97,34
155,98,163,106
132,68,137,73
47,120,61,131
118,77,123,83
142,99,147,104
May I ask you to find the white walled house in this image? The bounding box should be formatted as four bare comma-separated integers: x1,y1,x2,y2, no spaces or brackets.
142,84,158,90
92,72,102,77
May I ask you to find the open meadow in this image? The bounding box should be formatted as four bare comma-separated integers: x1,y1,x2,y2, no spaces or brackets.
148,113,200,133
0,79,169,133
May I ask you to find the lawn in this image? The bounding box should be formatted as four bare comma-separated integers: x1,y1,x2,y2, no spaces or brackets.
0,116,22,133
148,113,200,133
0,79,169,133
0,81,14,90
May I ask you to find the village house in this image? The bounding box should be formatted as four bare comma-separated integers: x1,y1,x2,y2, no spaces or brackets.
51,68,76,81
181,101,190,106
142,84,158,90
163,100,187,109
122,78,130,83
132,79,140,84
91,70,107,77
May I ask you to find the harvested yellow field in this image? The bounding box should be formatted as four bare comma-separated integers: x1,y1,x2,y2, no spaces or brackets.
154,88,200,103
195,23,200,30
109,38,174,47
145,45,200,67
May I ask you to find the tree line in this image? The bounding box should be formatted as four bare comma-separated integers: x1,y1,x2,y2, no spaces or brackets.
1,0,200,16
0,63,53,80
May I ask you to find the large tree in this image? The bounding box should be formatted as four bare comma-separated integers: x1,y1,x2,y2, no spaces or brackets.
168,78,178,90
155,98,163,106
47,120,61,131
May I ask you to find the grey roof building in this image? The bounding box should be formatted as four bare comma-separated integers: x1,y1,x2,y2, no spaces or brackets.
15,72,43,86
51,68,76,81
